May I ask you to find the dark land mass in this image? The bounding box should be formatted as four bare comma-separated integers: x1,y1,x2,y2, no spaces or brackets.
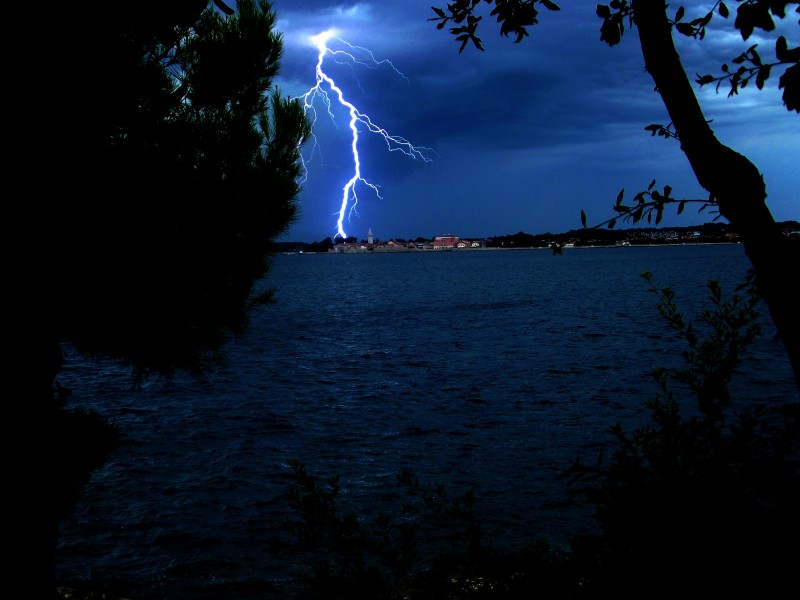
274,220,800,254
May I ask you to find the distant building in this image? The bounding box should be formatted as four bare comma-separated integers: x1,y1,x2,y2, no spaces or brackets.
433,234,459,249
331,241,371,253
368,228,373,244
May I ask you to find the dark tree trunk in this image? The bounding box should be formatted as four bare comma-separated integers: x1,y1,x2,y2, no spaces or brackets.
633,1,800,389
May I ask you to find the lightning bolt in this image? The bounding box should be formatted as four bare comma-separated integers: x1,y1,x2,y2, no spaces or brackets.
299,29,434,240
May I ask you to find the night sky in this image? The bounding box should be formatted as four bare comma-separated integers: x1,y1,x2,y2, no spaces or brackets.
267,0,798,242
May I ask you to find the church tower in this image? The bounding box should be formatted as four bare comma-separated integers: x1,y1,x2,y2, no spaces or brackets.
368,228,373,244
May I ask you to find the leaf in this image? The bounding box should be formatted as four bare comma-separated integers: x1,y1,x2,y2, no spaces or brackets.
677,200,686,215
596,4,611,19
663,185,672,198
735,2,756,40
608,219,616,229
779,64,799,112
431,7,446,19
675,6,684,21
648,179,656,191
756,65,771,89
719,2,729,18
616,188,625,205
581,209,587,228
599,17,622,46
676,22,694,36
783,44,800,63
541,0,561,11
776,36,788,61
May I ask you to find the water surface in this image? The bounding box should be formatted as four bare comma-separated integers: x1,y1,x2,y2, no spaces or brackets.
56,245,797,597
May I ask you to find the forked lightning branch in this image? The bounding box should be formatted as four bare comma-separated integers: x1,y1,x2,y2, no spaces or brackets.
298,29,434,239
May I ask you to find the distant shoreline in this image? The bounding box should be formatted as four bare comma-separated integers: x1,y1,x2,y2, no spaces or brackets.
278,220,798,254
282,241,745,255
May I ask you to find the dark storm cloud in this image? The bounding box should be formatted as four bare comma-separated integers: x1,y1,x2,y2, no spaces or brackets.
268,0,798,242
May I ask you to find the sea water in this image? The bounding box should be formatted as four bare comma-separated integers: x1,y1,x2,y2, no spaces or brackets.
55,244,797,598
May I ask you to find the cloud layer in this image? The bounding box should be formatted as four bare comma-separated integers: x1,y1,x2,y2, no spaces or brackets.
270,0,798,242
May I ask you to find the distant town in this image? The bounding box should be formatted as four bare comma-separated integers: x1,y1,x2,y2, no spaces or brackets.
275,221,800,254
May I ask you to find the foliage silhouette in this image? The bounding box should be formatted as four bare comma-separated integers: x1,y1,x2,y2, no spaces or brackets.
564,270,800,598
271,459,485,598
30,1,310,596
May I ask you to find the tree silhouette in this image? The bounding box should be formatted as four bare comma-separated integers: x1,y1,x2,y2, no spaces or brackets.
19,1,310,595
430,0,800,389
